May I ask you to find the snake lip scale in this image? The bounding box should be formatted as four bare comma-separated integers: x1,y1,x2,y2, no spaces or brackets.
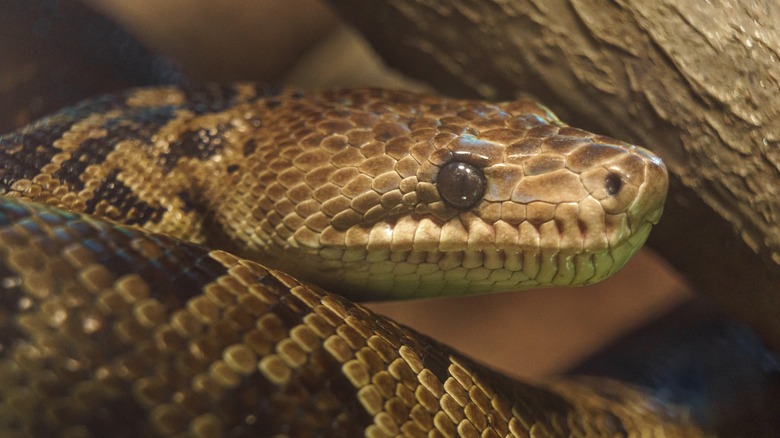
0,84,694,436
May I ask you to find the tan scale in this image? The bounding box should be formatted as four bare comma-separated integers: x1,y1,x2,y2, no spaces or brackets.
2,86,666,300
0,85,693,436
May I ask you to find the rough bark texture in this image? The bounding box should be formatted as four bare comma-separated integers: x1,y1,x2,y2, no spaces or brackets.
328,0,780,353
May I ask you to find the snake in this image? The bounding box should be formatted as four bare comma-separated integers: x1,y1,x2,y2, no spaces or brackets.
0,83,703,436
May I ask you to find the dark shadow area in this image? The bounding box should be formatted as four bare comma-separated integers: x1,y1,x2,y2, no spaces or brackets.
0,0,183,131
571,298,780,436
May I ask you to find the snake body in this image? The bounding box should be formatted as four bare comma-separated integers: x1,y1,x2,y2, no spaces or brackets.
0,85,698,436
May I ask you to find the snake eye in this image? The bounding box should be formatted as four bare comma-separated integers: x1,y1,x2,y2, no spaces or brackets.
437,162,487,210
605,173,623,196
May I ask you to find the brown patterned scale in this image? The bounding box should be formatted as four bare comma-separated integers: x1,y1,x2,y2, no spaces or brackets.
0,85,694,436
0,198,700,436
0,85,667,300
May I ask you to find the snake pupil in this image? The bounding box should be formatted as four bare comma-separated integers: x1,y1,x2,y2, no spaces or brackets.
437,162,487,210
605,173,623,196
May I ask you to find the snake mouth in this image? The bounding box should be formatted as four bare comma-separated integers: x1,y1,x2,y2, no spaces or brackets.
275,217,655,300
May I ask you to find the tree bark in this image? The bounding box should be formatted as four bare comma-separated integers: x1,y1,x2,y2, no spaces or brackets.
327,0,780,353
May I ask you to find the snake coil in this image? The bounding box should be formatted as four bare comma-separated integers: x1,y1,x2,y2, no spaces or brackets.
0,85,699,437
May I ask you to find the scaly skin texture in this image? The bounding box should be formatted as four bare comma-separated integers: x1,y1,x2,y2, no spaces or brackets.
0,85,667,300
0,198,701,437
0,85,690,436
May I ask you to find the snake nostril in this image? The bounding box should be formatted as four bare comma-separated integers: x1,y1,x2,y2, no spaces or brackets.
605,173,623,196
436,162,487,210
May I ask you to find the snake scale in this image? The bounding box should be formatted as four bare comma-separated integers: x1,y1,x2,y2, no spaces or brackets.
0,84,702,436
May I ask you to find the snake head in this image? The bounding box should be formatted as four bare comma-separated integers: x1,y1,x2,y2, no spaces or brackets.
395,107,669,297
245,90,668,299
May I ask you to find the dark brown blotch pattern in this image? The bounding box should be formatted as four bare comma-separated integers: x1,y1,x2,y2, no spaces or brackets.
0,86,684,436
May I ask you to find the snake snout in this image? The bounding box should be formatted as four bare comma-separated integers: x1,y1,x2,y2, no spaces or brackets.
626,146,669,228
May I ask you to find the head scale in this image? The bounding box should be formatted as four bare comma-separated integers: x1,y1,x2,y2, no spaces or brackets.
240,89,668,299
